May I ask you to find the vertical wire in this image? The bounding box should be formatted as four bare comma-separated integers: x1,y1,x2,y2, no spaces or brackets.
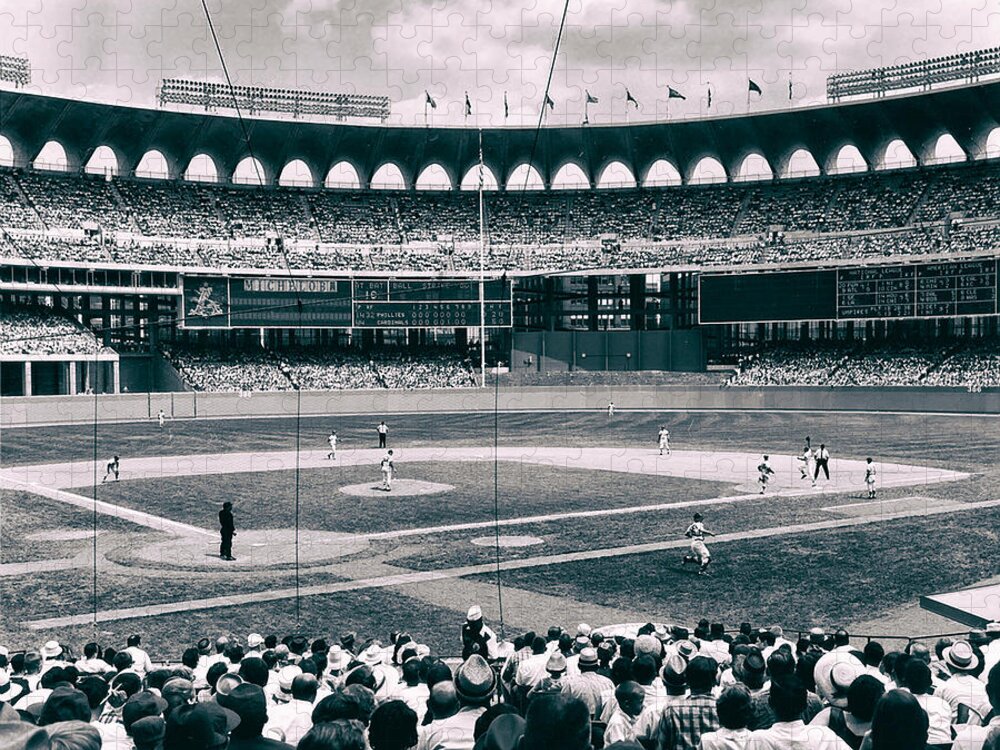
91,355,99,632
492,333,505,640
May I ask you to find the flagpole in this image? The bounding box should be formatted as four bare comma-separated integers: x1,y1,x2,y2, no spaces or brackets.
478,128,486,388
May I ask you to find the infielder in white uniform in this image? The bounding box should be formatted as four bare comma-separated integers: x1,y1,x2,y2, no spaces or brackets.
380,450,394,491
658,427,671,456
682,513,716,575
865,457,877,499
327,431,338,460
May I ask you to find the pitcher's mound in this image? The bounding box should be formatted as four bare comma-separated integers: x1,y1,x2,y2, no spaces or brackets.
339,480,454,498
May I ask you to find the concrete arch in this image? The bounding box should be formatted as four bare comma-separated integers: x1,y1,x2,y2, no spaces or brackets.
932,133,967,163
278,159,315,187
134,149,172,179
415,163,454,190
83,145,123,176
687,155,727,184
641,159,682,187
880,139,917,170
778,148,822,178
986,127,1000,158
33,140,73,171
184,153,220,183
0,135,13,167
550,161,590,190
370,162,408,190
506,163,545,191
826,143,868,174
232,156,269,186
596,160,637,188
734,152,774,182
459,164,499,191
325,161,362,189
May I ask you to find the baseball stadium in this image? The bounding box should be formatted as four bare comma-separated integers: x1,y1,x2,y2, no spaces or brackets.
1,10,1000,749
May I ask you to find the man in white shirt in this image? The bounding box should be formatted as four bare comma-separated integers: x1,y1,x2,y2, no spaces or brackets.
745,675,850,750
937,640,991,723
397,659,430,724
954,662,1000,750
700,685,753,750
264,673,316,745
604,681,644,744
983,622,1000,683
124,635,154,676
898,660,954,747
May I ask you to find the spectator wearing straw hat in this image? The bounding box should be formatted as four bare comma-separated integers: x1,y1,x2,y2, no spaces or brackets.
937,640,991,724
417,655,495,750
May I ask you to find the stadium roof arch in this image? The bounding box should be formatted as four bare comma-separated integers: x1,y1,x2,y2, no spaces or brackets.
1,81,998,188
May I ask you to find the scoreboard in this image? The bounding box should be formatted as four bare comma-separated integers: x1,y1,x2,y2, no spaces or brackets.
699,257,999,324
181,275,512,329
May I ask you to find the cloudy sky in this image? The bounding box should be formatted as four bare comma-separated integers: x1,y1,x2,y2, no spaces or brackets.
2,0,998,126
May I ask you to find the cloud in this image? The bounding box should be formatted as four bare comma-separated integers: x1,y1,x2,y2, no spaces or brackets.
0,0,991,125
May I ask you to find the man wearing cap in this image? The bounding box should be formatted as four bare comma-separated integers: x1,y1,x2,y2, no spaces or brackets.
417,655,495,750
462,605,499,661
937,640,991,724
220,682,292,749
122,690,169,747
165,701,241,750
561,647,614,719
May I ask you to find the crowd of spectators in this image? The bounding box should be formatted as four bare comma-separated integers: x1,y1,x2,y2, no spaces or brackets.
162,345,479,392
0,612,997,750
0,309,105,356
728,340,1000,388
0,162,1000,268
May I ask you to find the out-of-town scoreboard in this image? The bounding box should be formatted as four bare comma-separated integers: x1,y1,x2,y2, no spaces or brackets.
699,258,999,323
180,275,512,329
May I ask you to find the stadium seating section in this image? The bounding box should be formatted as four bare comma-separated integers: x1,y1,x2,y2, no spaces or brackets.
2,620,998,750
0,309,106,356
162,344,478,392
728,339,1000,388
1,161,1000,272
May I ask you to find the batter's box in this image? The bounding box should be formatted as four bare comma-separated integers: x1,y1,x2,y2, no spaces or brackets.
822,495,963,518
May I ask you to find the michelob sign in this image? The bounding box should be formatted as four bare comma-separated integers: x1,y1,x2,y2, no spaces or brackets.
181,275,353,328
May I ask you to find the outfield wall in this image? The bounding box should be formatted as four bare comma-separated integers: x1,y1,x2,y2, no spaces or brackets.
1,386,997,427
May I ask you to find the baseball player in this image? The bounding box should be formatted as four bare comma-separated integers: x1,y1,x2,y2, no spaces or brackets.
757,455,775,494
682,513,716,575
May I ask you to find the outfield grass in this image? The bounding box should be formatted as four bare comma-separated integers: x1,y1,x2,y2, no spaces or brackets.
2,410,996,470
